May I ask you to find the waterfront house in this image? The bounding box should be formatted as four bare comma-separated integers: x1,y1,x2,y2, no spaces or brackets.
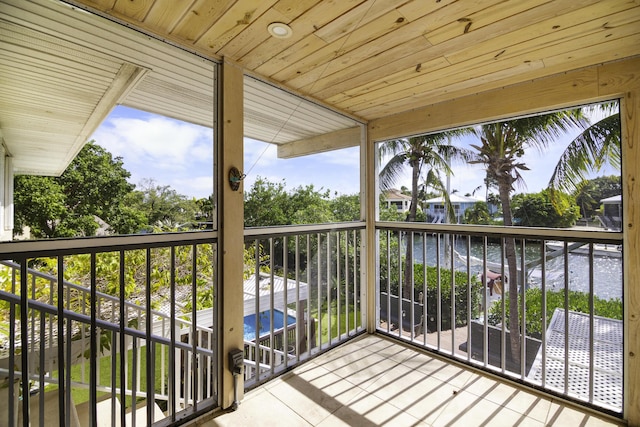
601,195,623,231
382,189,413,214
423,194,484,224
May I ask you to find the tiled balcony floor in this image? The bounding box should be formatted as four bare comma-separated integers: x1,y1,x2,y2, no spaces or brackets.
203,334,624,427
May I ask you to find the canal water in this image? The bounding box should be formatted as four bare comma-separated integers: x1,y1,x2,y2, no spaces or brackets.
410,235,623,301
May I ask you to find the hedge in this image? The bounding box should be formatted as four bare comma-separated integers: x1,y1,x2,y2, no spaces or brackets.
412,264,482,331
487,287,622,338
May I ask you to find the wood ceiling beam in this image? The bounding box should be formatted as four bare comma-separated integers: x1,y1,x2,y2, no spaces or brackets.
369,55,640,143
277,126,361,158
60,62,148,175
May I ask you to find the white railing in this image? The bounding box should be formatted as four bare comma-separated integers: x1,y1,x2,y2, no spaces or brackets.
242,340,294,381
376,221,623,415
0,233,218,427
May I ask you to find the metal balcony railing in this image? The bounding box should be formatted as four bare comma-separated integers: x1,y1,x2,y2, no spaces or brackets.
0,222,367,426
0,233,218,427
376,222,624,416
243,223,366,388
1,219,620,423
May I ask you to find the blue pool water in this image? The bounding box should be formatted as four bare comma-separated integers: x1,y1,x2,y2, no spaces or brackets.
244,309,296,342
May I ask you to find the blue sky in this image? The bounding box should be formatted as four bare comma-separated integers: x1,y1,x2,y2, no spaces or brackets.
91,105,362,199
90,105,617,200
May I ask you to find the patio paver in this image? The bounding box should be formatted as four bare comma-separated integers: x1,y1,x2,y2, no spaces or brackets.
200,334,625,427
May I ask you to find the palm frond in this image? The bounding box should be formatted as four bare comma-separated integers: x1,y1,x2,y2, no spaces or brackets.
548,113,621,194
424,169,457,223
378,153,407,191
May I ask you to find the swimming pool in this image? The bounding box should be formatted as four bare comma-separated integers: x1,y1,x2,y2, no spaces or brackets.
243,309,296,342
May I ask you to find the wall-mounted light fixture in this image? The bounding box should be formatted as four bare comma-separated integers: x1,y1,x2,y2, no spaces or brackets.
268,22,293,39
229,166,245,191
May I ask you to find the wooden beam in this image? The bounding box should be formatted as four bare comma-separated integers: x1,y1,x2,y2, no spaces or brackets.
365,124,377,333
355,39,640,120
369,66,597,142
219,59,245,410
277,126,361,158
597,58,640,98
622,87,640,426
369,56,640,143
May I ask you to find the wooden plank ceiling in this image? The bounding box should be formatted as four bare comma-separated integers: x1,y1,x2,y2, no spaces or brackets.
70,0,640,122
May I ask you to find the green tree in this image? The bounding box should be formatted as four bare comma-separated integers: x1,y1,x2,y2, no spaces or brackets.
512,190,580,228
288,184,332,224
549,103,620,196
330,194,360,222
133,178,199,228
107,192,148,234
379,133,472,297
14,141,143,238
244,178,289,227
244,177,340,227
195,195,215,223
468,110,587,364
14,176,69,238
572,175,621,220
379,134,471,224
59,142,134,222
463,201,492,225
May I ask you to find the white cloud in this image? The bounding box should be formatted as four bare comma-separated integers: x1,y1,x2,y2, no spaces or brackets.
173,176,214,199
315,146,360,167
244,139,278,172
96,116,212,170
449,164,486,196
243,141,361,195
90,106,214,198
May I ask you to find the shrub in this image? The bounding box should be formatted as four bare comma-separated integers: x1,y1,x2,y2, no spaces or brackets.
413,264,482,331
488,287,622,337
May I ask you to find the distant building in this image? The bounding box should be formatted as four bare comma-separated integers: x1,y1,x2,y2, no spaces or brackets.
382,189,413,213
600,195,622,230
423,194,484,223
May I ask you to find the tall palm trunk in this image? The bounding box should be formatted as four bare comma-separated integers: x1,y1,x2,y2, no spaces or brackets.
402,161,420,299
497,180,521,365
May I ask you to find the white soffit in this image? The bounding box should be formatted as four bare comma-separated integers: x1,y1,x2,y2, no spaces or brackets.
1,0,215,176
1,0,360,178
244,76,361,147
0,15,131,175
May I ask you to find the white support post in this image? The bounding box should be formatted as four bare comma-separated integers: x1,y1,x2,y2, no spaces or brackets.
4,156,13,240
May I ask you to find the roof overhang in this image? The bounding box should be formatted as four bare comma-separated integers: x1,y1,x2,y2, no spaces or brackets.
1,0,361,177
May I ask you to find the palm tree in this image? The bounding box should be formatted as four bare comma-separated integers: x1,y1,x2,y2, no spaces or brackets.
379,134,473,221
468,110,587,365
549,102,620,195
379,133,472,298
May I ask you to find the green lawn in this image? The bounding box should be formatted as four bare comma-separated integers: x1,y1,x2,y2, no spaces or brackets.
317,303,362,345
46,342,169,408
